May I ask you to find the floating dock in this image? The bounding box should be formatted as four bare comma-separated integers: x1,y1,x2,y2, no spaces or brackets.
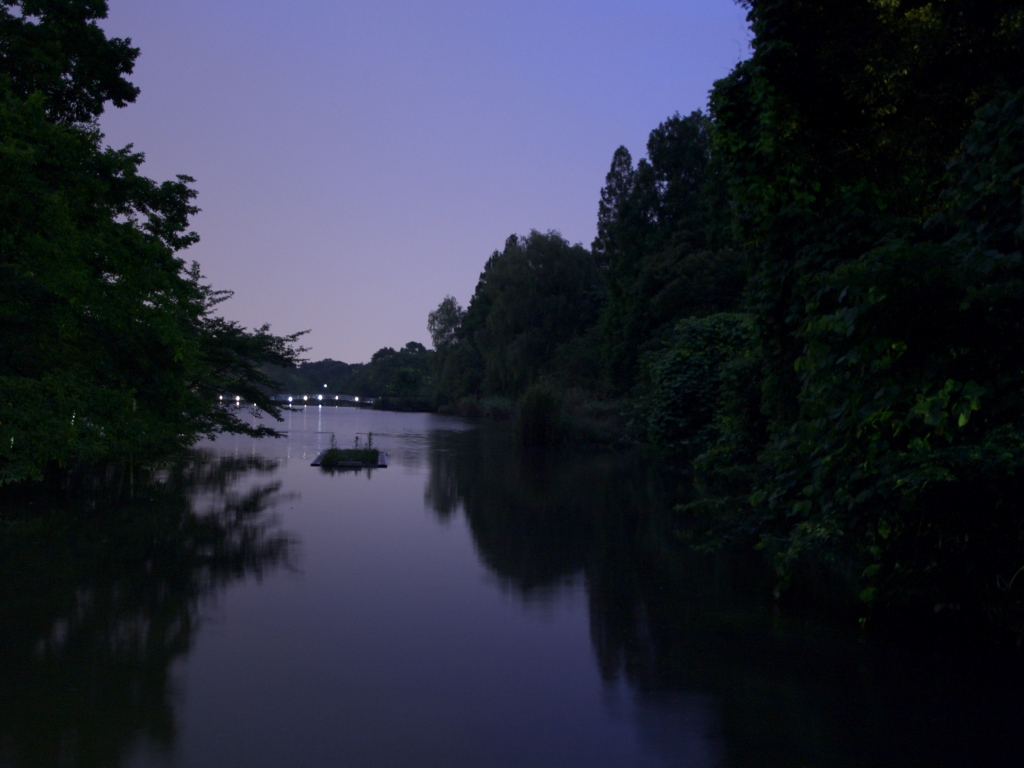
311,450,388,468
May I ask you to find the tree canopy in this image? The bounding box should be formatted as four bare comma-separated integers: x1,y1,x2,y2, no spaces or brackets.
429,231,603,402
0,1,305,484
0,0,140,123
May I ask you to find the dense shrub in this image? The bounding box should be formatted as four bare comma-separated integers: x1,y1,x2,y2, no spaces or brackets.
638,313,755,458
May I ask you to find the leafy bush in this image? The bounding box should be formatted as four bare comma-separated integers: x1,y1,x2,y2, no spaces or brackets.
638,314,755,458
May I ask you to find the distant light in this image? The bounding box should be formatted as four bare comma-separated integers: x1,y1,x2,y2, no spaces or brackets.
219,395,223,400
303,396,308,401
355,397,359,402
288,396,293,402
335,396,339,400
318,394,323,401
236,396,240,401
323,384,327,388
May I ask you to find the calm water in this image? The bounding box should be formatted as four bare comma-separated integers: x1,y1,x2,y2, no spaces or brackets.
2,407,1023,767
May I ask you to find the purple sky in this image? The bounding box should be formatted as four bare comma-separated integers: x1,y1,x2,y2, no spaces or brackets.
100,0,751,363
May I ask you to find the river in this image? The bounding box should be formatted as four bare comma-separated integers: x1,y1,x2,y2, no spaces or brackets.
0,406,1021,766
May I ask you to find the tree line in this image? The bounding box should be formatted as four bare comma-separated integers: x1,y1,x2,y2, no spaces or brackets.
268,342,435,410
426,0,1024,630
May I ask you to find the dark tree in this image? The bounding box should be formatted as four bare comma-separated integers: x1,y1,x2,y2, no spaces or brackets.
699,0,1024,623
0,0,140,123
460,231,604,397
427,295,465,350
594,111,744,388
0,2,305,483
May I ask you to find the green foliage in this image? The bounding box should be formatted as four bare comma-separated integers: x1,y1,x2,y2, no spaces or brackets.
639,314,756,459
436,230,603,402
362,342,433,399
429,117,744,415
427,295,464,350
692,0,1024,627
710,0,1024,429
513,384,625,447
593,112,744,387
739,87,1024,611
427,294,488,401
0,4,304,483
0,0,140,124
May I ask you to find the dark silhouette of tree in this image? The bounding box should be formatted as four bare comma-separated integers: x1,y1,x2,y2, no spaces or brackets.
593,111,744,388
428,295,465,351
457,230,604,398
0,1,305,483
0,0,140,124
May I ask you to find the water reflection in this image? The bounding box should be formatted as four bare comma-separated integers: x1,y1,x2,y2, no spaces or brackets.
424,426,726,764
0,453,294,768
2,417,1022,767
424,424,1024,767
317,466,381,479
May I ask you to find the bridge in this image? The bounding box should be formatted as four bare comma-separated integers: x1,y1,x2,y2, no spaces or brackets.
270,393,376,407
220,393,376,407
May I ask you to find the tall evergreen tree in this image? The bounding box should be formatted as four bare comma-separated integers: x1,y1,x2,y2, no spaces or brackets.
594,112,744,388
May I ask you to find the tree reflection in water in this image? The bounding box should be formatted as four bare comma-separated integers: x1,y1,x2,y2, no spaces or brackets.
0,452,295,768
424,425,1024,768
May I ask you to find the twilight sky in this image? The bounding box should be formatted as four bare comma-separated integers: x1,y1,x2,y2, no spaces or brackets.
100,0,751,363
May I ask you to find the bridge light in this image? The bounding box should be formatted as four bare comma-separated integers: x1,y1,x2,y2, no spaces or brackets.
288,396,293,402
303,396,307,401
318,395,322,401
355,397,359,402
335,395,339,400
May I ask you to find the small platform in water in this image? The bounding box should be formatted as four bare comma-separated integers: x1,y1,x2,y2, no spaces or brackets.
311,450,388,468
